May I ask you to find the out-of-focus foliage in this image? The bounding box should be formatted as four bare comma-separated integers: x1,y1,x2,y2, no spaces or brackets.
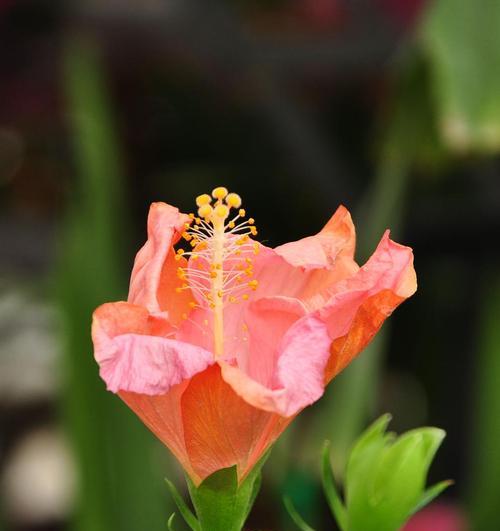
468,274,500,529
309,50,439,482
309,0,500,492
421,0,500,153
57,37,170,531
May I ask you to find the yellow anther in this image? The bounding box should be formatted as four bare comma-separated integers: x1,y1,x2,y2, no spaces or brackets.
209,302,216,309
245,267,253,276
239,209,246,217
177,249,184,255
229,296,238,303
226,193,242,208
235,249,241,255
242,294,249,300
195,217,201,225
245,257,252,264
189,301,197,309
212,186,228,200
196,194,212,207
198,204,213,218
248,218,255,225
184,222,191,229
191,254,199,260
189,213,195,219
182,232,192,241
175,254,182,261
210,271,217,279
215,263,222,270
250,226,258,236
214,204,229,219
175,287,183,293
253,243,260,254
217,290,223,298
236,235,249,245
248,280,258,290
228,221,235,229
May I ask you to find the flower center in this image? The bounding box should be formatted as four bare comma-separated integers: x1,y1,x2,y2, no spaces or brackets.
175,187,259,358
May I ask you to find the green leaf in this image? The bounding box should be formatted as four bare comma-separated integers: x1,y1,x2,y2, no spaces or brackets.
339,415,449,531
165,479,200,531
321,442,347,531
347,414,392,474
283,497,317,531
345,414,393,514
410,480,453,516
368,431,431,530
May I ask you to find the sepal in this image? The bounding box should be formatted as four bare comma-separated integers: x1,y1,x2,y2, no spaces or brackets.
167,450,271,531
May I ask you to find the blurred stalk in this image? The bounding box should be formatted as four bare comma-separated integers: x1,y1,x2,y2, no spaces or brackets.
312,154,409,476
468,273,500,530
58,36,170,531
281,124,412,528
309,50,441,475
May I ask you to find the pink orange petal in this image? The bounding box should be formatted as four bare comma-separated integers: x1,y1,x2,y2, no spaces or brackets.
221,313,332,417
180,365,293,483
253,206,359,309
318,231,417,380
128,202,191,315
92,302,214,394
274,204,356,267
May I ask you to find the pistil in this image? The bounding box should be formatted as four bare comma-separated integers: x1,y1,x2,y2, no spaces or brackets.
175,186,259,359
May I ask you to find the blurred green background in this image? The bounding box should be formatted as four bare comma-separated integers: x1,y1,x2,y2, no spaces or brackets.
0,1,499,530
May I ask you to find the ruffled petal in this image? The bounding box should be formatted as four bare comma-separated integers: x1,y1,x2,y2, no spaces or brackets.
317,231,417,381
220,313,332,417
92,302,214,394
220,231,416,418
241,296,307,384
128,202,192,320
274,204,356,267
253,206,359,310
180,365,292,483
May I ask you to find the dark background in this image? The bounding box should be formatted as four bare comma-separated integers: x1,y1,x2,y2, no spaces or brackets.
1,0,499,530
